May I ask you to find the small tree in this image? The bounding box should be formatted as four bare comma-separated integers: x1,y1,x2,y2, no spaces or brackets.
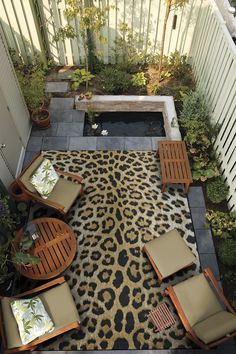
157,0,189,81
54,0,111,88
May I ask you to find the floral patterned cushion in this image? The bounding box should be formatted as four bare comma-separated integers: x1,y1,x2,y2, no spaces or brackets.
30,159,59,199
11,297,54,345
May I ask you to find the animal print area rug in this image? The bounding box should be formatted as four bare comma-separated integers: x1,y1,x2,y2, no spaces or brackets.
39,150,200,351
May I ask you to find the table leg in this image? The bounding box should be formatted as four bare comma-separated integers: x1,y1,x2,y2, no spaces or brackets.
184,183,189,193
161,183,166,192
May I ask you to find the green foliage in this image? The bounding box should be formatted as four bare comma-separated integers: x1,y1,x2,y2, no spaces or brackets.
131,72,147,90
17,68,45,111
101,67,131,94
69,68,94,90
166,51,192,83
218,239,236,267
158,84,192,113
113,22,152,70
0,195,18,234
206,177,228,204
206,209,236,238
179,91,219,181
54,0,111,74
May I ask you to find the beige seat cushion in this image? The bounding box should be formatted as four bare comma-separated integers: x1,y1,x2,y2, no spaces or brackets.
144,229,195,278
193,311,236,344
20,154,44,193
173,273,223,327
1,282,80,349
47,178,83,213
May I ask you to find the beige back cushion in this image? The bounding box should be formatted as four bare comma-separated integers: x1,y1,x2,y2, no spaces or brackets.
20,154,44,193
173,273,223,326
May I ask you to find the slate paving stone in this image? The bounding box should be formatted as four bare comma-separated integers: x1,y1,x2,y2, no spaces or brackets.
42,137,68,150
124,137,152,150
151,137,167,151
26,137,43,152
50,111,73,123
57,122,84,137
96,137,125,150
188,187,205,208
69,137,97,150
199,253,220,280
23,151,37,168
46,82,69,93
195,229,215,253
49,98,74,110
190,207,207,229
30,123,58,137
72,110,85,122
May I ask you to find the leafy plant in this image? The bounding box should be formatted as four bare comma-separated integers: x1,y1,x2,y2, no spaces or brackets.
113,22,151,70
218,239,236,267
0,195,18,234
179,91,219,181
206,209,236,238
167,51,192,83
157,1,189,81
131,72,147,89
16,66,46,112
54,0,112,82
69,68,94,91
101,67,131,94
206,177,228,204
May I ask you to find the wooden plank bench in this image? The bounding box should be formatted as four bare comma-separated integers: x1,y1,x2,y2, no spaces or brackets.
157,140,193,193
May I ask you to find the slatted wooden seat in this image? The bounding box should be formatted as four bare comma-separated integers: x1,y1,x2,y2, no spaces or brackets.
157,140,193,193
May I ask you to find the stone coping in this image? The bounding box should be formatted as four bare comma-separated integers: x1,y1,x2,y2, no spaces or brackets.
75,95,181,140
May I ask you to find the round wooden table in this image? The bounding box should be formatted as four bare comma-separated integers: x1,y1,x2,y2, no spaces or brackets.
14,217,77,280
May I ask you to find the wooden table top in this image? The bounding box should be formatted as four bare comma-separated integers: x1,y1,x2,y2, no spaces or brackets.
14,217,77,280
158,140,192,184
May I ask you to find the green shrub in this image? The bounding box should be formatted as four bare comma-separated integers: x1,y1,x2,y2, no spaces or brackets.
68,68,94,90
179,91,219,181
206,177,228,204
206,209,236,238
167,51,193,84
17,66,45,111
218,239,236,266
131,72,147,88
101,67,131,94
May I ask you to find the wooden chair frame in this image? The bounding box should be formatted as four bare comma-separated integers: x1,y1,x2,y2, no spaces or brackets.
165,267,236,350
0,277,80,354
142,245,194,285
10,153,84,215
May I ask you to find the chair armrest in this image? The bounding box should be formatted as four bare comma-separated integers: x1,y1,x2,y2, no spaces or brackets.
13,277,66,298
55,168,83,184
204,267,236,314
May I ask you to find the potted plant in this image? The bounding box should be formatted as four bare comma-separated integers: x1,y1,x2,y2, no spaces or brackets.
12,231,40,267
16,64,51,129
0,196,39,295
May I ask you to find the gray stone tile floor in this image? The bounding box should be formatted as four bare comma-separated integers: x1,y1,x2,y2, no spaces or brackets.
25,100,235,353
46,81,69,93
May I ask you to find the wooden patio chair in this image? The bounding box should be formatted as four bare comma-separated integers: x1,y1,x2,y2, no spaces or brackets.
10,153,84,215
0,277,80,353
165,267,236,350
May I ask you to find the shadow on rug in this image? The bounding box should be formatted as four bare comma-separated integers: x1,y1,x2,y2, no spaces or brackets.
39,150,200,350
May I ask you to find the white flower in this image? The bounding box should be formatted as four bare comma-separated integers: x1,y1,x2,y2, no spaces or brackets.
101,130,108,136
92,123,98,129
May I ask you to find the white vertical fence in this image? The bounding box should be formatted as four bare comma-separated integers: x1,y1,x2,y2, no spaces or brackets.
0,0,196,65
189,0,236,211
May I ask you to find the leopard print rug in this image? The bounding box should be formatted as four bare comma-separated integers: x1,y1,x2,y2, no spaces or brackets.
39,150,200,350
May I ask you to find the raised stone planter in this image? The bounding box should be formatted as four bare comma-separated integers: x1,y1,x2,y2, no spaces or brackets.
75,95,181,140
